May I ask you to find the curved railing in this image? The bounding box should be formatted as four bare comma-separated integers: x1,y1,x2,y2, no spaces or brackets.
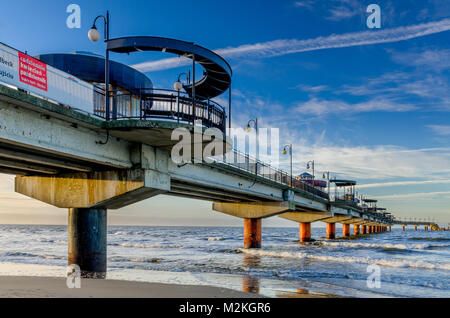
94,88,226,131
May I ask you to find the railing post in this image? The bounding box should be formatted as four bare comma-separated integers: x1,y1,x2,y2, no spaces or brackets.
207,98,210,125
192,54,196,125
177,91,180,123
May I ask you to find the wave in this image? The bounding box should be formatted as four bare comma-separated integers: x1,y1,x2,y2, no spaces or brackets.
410,237,450,242
109,242,181,249
0,252,65,260
109,256,162,263
207,237,223,241
319,241,440,250
240,249,450,271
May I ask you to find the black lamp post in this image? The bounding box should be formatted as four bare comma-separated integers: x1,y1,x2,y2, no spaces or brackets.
246,118,259,175
306,160,315,181
282,144,293,186
88,11,111,120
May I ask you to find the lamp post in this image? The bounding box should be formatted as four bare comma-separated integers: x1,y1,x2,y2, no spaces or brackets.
306,160,315,182
322,171,330,200
88,11,111,120
246,118,259,175
174,73,190,123
282,144,293,186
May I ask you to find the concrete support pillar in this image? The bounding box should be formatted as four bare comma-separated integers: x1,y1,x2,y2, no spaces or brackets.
402,225,406,231
353,224,360,235
414,225,418,231
68,208,107,279
299,222,311,242
326,223,336,239
361,225,367,234
244,218,261,248
343,224,350,237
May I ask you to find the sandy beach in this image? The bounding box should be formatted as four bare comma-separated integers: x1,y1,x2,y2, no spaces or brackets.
0,276,263,298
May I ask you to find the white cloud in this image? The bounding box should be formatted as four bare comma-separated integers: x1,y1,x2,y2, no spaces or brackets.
390,48,450,71
428,125,450,136
295,97,417,116
132,18,450,72
295,84,329,93
358,179,450,189
288,144,450,180
375,191,450,200
326,0,362,21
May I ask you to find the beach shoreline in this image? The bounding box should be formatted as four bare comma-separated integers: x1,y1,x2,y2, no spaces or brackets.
0,276,265,298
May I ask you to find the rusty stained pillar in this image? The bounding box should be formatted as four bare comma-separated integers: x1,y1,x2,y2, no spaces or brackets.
389,226,391,231
414,225,418,231
343,224,350,237
353,224,360,235
326,223,336,239
299,222,312,242
244,218,261,248
361,225,367,234
402,225,406,231
68,208,107,279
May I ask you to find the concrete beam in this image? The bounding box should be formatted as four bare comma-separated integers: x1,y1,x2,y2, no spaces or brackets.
322,215,353,223
0,100,131,168
0,158,58,174
0,147,92,172
279,211,331,223
213,201,295,219
15,169,170,209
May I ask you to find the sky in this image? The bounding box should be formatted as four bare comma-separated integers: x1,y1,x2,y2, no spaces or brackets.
0,0,449,227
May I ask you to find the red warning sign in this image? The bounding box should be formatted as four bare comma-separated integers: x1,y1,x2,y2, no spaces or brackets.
18,52,47,91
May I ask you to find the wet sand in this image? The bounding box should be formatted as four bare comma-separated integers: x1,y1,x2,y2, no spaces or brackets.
0,276,264,298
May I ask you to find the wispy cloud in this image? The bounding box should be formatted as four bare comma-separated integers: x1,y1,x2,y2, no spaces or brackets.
390,48,450,71
287,144,450,181
326,0,362,21
294,84,329,93
375,191,450,200
358,179,450,189
295,97,417,116
428,125,450,136
132,18,450,72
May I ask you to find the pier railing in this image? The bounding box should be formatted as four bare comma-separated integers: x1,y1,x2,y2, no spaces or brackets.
93,88,226,131
218,150,330,200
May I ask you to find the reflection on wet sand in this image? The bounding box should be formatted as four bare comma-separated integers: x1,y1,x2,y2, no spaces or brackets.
242,275,260,293
242,254,260,293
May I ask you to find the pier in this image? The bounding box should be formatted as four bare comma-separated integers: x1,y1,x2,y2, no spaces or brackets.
0,36,427,278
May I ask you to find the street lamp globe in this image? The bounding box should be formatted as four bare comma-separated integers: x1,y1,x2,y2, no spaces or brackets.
174,81,183,92
88,26,101,42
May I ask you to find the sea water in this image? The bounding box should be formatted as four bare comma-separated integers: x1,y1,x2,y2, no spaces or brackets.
0,224,449,297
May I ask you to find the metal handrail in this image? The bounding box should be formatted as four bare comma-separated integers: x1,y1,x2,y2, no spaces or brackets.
215,149,330,200
94,87,226,131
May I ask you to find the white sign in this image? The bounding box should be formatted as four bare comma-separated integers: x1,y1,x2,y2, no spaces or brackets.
0,42,95,115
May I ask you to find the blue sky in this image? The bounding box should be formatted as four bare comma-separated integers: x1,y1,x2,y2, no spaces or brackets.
0,0,449,227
